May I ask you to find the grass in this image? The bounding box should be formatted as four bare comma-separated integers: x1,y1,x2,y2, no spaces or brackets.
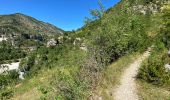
137,80,170,100
12,67,62,100
12,69,53,100
11,50,170,100
12,64,80,100
93,52,140,99
8,48,85,100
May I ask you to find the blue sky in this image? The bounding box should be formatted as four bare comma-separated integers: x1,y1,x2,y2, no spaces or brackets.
0,0,120,31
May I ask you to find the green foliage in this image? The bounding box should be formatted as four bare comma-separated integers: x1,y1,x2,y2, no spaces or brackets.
38,85,51,100
20,44,89,99
83,9,150,70
138,4,170,86
90,9,103,19
161,5,170,48
0,70,19,90
0,70,19,99
0,89,14,100
49,68,89,100
65,3,151,98
3,0,168,99
0,41,25,63
19,42,86,76
84,0,105,25
138,42,170,85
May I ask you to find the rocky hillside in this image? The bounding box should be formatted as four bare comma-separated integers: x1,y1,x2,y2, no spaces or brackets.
0,13,64,47
0,13,63,36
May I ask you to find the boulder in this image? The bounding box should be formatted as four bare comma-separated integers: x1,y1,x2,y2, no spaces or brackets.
19,71,25,80
47,38,58,47
80,43,87,51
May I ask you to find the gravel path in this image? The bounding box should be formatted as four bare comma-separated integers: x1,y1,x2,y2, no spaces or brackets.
114,50,150,100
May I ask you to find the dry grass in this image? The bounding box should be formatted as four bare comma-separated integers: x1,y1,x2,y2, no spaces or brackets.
12,88,40,100
12,68,55,100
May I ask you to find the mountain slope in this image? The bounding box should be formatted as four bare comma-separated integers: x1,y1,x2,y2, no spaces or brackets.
0,13,63,36
0,13,64,48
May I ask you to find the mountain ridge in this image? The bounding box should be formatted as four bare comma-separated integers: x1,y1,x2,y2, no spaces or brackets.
0,13,64,36
0,13,64,47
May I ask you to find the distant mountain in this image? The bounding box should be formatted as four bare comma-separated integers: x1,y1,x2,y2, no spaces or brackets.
0,13,64,47
0,13,64,36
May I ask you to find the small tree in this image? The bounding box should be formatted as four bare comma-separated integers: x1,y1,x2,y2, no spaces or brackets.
90,0,105,19
84,0,105,24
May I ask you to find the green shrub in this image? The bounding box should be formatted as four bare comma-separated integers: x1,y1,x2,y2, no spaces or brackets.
0,70,19,99
0,89,14,100
138,42,170,85
0,70,19,90
50,70,89,100
0,41,26,63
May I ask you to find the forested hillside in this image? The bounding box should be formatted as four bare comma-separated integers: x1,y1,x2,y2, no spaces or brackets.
0,0,170,100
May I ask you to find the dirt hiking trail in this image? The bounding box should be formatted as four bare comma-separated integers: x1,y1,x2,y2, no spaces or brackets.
114,50,150,100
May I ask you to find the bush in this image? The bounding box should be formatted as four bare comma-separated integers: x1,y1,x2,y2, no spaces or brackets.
0,89,14,100
138,4,170,87
138,42,170,85
50,69,89,100
0,70,18,99
0,41,26,62
0,70,19,90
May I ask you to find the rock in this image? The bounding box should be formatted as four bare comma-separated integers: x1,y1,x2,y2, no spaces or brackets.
75,38,81,41
80,43,87,51
19,71,25,80
0,62,20,74
0,35,7,42
0,61,25,80
132,2,165,15
73,37,82,45
47,38,58,47
165,64,170,72
58,36,63,43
